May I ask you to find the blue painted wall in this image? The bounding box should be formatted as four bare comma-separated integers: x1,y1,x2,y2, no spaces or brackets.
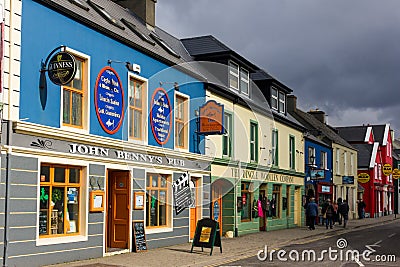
304,139,332,185
20,1,204,153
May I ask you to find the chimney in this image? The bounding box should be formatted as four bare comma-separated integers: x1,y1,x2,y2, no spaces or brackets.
115,0,157,29
287,95,297,113
308,109,326,124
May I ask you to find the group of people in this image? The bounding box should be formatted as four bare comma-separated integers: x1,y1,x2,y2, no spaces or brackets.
305,197,350,230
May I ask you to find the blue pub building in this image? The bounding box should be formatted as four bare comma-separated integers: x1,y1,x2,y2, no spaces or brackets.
0,0,211,266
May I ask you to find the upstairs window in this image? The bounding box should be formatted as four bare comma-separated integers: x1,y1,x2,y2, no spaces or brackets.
271,87,278,110
279,92,285,114
250,122,258,162
129,77,145,140
289,136,295,170
175,95,188,149
240,68,249,95
63,56,85,128
308,147,316,166
321,151,328,170
272,129,279,166
229,61,239,90
222,113,233,158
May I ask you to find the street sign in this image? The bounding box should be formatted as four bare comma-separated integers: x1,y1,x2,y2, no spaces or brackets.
392,168,400,179
383,163,392,176
150,87,172,145
358,173,370,183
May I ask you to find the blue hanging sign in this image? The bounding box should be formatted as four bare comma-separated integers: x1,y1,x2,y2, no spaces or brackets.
150,87,172,145
94,66,124,135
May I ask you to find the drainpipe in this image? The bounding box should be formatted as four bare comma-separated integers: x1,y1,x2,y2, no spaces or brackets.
2,120,11,267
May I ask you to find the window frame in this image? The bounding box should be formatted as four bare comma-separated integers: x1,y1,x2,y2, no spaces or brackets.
271,87,278,110
289,135,295,170
240,67,249,95
321,151,328,170
128,74,147,143
229,61,239,90
308,147,316,166
60,48,90,133
146,173,171,229
336,148,340,174
240,182,253,222
272,184,281,218
222,112,233,158
38,164,83,239
250,121,259,162
278,91,285,114
174,92,189,150
272,129,279,166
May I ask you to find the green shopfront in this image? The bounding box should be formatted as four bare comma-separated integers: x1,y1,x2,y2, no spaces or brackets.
210,162,305,237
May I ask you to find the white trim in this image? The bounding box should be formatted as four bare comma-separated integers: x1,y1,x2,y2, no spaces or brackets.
60,48,91,134
383,123,390,146
364,126,372,143
127,72,148,145
369,142,379,168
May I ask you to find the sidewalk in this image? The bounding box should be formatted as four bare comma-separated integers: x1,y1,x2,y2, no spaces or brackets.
47,214,399,267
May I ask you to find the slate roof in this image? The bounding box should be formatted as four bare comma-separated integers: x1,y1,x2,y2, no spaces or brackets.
336,124,388,145
336,126,367,143
288,108,355,150
37,0,189,67
351,143,373,168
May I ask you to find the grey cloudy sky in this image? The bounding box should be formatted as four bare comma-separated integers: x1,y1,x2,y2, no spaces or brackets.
156,0,400,137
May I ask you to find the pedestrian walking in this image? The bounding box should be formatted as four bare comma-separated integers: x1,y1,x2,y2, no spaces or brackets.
339,199,350,228
322,199,334,229
357,199,366,219
306,198,318,230
333,201,339,225
337,198,343,225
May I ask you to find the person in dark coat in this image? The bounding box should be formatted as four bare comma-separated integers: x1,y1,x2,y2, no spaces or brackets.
339,199,350,228
357,199,366,219
306,198,318,230
322,199,334,229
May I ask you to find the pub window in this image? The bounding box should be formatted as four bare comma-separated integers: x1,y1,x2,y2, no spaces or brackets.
241,182,253,221
146,173,171,228
129,77,145,140
39,164,82,237
62,55,86,128
272,185,281,218
175,94,188,149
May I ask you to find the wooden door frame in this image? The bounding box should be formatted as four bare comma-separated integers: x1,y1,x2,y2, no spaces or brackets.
106,170,131,252
189,176,202,240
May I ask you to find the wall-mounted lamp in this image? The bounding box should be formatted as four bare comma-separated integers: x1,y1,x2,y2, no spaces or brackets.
159,81,179,91
107,59,141,74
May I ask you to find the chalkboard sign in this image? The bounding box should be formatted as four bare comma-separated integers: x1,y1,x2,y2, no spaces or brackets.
132,221,147,252
39,210,48,235
191,218,222,256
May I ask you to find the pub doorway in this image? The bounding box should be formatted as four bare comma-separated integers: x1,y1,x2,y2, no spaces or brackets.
106,170,130,253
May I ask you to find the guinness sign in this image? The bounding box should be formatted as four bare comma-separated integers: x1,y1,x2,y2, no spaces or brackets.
47,52,76,85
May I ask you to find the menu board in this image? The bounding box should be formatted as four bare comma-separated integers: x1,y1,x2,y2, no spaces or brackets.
39,210,48,235
132,221,147,252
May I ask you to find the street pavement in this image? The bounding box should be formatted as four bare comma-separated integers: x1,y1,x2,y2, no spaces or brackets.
45,214,399,267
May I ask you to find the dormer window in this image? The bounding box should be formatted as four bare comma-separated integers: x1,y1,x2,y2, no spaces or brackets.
271,86,286,114
229,61,239,90
240,68,249,95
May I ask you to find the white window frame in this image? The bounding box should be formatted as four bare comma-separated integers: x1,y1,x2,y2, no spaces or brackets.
336,149,340,174
344,151,348,176
350,153,354,175
60,47,91,134
278,91,285,114
321,151,328,170
240,68,249,95
222,112,233,158
308,147,316,166
271,87,278,111
378,163,382,180
128,73,148,145
174,91,190,151
229,61,239,90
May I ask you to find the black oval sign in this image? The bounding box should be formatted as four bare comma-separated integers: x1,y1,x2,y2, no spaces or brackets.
47,52,77,85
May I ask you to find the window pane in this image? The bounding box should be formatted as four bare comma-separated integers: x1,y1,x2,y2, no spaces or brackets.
176,122,184,147
135,82,142,108
63,90,71,124
152,176,158,187
160,176,167,188
69,168,80,183
52,187,65,234
134,110,142,138
72,60,82,90
54,167,66,183
40,166,50,183
71,92,82,126
159,191,166,226
129,108,134,137
149,190,158,226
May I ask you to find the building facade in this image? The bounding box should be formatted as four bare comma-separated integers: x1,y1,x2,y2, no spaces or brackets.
0,1,211,266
